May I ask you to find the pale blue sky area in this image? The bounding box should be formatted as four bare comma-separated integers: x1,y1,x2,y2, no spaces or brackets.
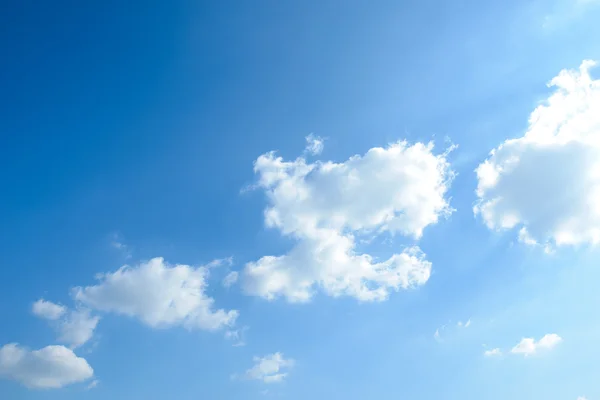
1,1,600,399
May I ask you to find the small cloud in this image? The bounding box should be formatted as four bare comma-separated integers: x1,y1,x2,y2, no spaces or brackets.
304,133,324,155
110,233,132,259
86,379,99,390
33,299,101,349
32,299,66,321
206,257,234,269
72,257,238,331
434,328,443,342
241,352,294,384
457,319,471,328
58,308,101,349
223,271,239,288
225,326,248,347
484,348,502,357
32,299,100,349
511,333,562,356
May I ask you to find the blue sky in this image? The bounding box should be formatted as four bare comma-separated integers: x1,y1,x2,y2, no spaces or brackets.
1,1,600,399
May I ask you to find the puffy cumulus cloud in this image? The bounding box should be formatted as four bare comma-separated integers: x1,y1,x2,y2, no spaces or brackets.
243,353,294,384
511,333,563,356
0,343,93,389
32,299,66,321
32,300,100,349
73,257,238,331
475,61,600,248
242,141,454,302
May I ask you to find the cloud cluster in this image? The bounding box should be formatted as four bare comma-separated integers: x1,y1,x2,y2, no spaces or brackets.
243,353,295,383
475,60,600,248
243,141,454,302
73,257,238,331
0,344,93,389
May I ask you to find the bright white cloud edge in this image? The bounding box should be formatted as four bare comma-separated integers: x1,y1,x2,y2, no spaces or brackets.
475,60,600,248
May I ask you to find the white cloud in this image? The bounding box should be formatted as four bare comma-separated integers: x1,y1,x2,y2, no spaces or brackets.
73,257,238,331
244,353,294,384
58,309,100,349
304,133,324,155
242,141,454,302
32,299,66,321
223,271,239,288
0,343,93,389
511,333,562,356
475,61,600,248
32,300,100,349
484,348,502,357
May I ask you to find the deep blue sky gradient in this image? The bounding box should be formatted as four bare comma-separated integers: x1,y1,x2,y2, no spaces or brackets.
1,1,600,399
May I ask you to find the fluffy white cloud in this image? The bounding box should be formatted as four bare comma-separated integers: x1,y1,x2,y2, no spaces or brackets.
32,300,100,349
0,343,93,389
32,299,66,321
511,333,562,356
484,348,502,357
73,257,238,331
58,309,100,349
243,141,454,302
244,353,294,383
475,60,600,247
304,133,324,155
